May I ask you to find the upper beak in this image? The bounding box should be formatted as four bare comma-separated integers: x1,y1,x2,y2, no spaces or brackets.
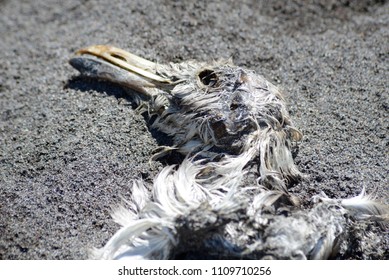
69,45,172,97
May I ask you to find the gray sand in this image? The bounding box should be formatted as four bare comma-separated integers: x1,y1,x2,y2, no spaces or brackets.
0,0,388,259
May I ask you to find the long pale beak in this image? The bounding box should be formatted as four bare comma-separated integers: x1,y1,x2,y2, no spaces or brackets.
69,45,172,97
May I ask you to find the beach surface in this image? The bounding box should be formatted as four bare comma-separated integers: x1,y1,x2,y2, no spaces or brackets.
0,0,387,259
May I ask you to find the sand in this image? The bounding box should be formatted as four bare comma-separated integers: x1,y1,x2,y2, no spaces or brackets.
0,0,387,259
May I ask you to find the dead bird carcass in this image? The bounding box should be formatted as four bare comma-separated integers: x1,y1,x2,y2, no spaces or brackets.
69,45,388,260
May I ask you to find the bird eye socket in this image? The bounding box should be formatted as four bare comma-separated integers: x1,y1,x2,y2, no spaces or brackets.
198,69,218,87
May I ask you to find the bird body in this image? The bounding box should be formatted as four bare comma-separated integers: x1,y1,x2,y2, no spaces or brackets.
69,45,388,260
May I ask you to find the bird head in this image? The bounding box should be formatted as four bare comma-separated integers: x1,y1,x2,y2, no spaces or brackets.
69,45,302,158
